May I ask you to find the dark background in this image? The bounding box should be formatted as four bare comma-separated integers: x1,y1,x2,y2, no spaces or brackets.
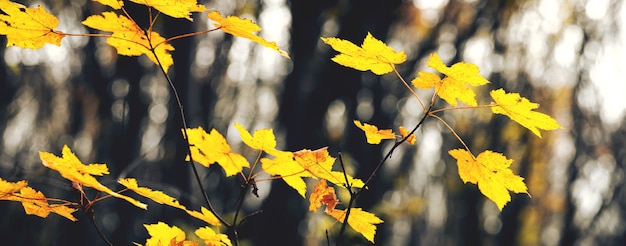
1,0,626,245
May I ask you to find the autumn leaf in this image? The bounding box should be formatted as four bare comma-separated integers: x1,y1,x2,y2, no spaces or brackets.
130,0,207,21
412,53,489,106
235,122,277,154
321,32,406,75
184,126,250,177
399,126,416,145
293,147,365,189
82,12,175,71
39,145,147,210
0,0,65,49
0,177,27,197
185,206,221,226
207,11,289,58
353,120,396,144
3,186,78,221
92,0,123,9
309,179,338,213
449,149,529,211
195,227,232,246
329,208,383,243
144,222,189,246
490,88,562,138
260,151,310,197
119,178,186,210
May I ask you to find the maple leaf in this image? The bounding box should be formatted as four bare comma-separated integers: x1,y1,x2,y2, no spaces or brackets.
309,179,338,213
184,126,250,177
293,147,364,189
321,32,406,75
0,0,65,49
399,126,416,145
207,11,289,58
4,186,78,221
144,222,188,246
130,0,207,21
82,12,175,71
195,227,232,246
449,149,529,211
329,208,383,243
353,120,396,144
260,151,310,197
92,0,123,9
39,145,147,210
0,177,27,197
119,178,186,210
490,88,562,138
235,122,277,154
185,206,221,226
412,53,489,106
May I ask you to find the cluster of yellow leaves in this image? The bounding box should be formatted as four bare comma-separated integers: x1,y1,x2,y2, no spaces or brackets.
140,221,231,246
324,32,563,211
0,178,77,221
0,0,289,72
309,180,383,243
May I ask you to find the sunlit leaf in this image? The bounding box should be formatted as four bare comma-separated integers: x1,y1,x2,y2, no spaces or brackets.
5,186,78,221
92,0,123,9
235,122,277,154
130,0,207,21
321,32,406,75
449,149,529,211
39,145,147,209
260,151,309,197
184,127,250,177
0,178,27,197
490,88,562,138
144,222,188,246
399,126,416,145
119,178,186,210
328,208,383,243
82,12,175,71
0,0,65,49
195,226,232,246
293,147,364,189
207,11,289,58
185,206,221,226
353,120,395,144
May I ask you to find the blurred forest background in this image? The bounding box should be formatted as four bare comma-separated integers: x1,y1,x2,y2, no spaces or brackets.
1,0,626,245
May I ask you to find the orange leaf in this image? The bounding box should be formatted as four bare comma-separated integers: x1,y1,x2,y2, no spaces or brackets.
412,53,489,106
184,127,250,177
309,179,338,213
82,12,175,72
195,227,232,246
449,149,529,211
328,208,383,243
321,32,406,75
207,11,289,58
353,120,396,144
39,145,147,210
490,88,562,138
130,0,207,21
0,0,65,49
0,177,27,197
399,126,416,145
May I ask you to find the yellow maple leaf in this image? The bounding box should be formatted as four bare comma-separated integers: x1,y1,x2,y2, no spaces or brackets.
353,120,396,144
185,206,221,226
184,127,250,177
82,12,175,71
449,149,529,211
130,0,206,21
321,32,406,75
293,147,365,189
92,0,123,9
328,208,383,243
234,122,277,154
260,151,310,197
412,53,489,106
309,179,338,213
0,0,65,49
490,88,562,138
0,178,27,197
5,186,78,221
118,178,186,210
207,11,289,58
144,222,188,246
39,145,147,210
195,227,232,246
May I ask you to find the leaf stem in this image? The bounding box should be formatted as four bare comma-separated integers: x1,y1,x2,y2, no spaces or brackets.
393,66,426,112
429,113,473,156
